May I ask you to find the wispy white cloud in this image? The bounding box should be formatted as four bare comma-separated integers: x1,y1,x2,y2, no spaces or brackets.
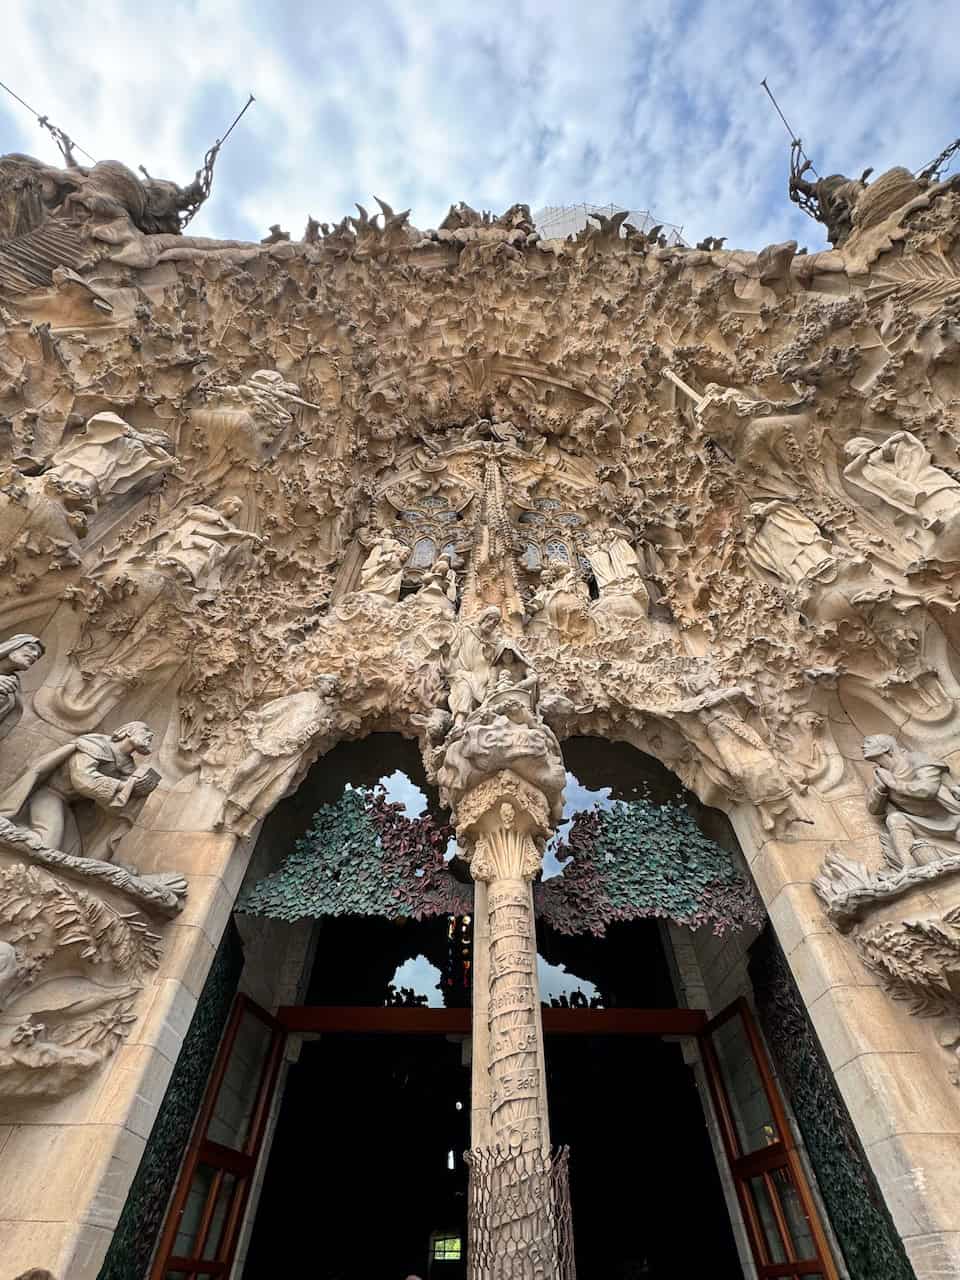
2,0,959,250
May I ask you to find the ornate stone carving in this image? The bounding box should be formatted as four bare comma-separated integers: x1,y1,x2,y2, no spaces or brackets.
356,532,410,602
814,732,960,1081
7,129,960,1123
814,849,960,1082
439,680,564,820
0,859,161,1097
142,497,262,591
0,153,207,238
0,634,44,740
0,721,160,860
670,684,806,834
46,412,177,512
209,678,339,834
842,432,960,565
437,662,564,1267
746,500,837,587
446,606,531,728
526,563,594,642
417,554,458,612
863,733,960,867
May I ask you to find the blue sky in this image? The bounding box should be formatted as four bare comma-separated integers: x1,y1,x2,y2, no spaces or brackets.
3,0,959,251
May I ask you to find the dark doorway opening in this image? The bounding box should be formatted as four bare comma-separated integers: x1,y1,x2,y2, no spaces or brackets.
547,1034,744,1279
243,1025,744,1280
244,1033,470,1279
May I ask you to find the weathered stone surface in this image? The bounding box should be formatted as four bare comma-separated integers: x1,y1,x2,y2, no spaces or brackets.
1,140,960,1272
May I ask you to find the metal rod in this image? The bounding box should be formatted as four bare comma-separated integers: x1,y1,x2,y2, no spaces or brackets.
761,77,819,178
0,76,97,163
216,93,255,148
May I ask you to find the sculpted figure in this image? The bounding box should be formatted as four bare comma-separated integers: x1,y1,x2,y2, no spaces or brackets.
695,384,811,490
191,370,313,475
527,563,594,642
0,152,205,237
0,468,85,569
0,722,160,858
417,556,458,612
46,412,176,512
863,734,960,868
146,497,261,590
439,705,566,817
674,686,804,833
745,501,836,586
357,534,409,602
447,606,529,725
462,415,527,447
842,433,960,562
0,634,44,740
584,528,651,624
584,528,641,591
789,166,869,246
216,679,338,831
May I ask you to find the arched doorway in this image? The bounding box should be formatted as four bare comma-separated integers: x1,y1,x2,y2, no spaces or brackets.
147,735,862,1279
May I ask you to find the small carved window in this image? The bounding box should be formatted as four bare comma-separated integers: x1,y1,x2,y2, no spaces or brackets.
522,543,542,570
545,540,570,563
411,537,436,568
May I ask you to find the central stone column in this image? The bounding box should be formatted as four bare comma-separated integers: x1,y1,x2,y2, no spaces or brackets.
437,677,571,1277
457,771,552,1154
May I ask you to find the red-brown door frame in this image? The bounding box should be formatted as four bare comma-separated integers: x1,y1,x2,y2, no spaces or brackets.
152,998,840,1278
699,997,840,1280
150,994,286,1279
275,1004,708,1035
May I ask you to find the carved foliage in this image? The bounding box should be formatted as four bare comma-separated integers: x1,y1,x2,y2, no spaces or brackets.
239,785,469,923
0,861,161,1096
537,801,764,937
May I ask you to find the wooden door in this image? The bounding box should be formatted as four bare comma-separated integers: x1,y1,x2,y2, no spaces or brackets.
699,997,840,1280
150,994,286,1278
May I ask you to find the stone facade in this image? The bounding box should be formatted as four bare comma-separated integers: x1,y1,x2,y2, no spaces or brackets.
2,149,960,1275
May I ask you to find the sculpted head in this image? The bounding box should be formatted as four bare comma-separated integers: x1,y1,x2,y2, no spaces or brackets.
218,496,243,519
863,734,897,762
0,635,45,673
112,721,155,754
478,606,501,634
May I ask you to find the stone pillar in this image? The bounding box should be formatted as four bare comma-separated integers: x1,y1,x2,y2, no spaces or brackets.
456,771,552,1154
437,677,569,1278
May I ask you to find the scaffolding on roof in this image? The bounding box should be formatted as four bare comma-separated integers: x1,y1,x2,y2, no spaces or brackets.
534,202,686,245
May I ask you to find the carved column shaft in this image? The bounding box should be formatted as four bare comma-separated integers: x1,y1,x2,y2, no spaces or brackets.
486,873,549,1153
463,799,551,1154
455,773,558,1279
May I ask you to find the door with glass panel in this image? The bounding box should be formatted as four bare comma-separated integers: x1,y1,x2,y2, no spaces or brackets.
699,997,839,1280
151,995,285,1279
